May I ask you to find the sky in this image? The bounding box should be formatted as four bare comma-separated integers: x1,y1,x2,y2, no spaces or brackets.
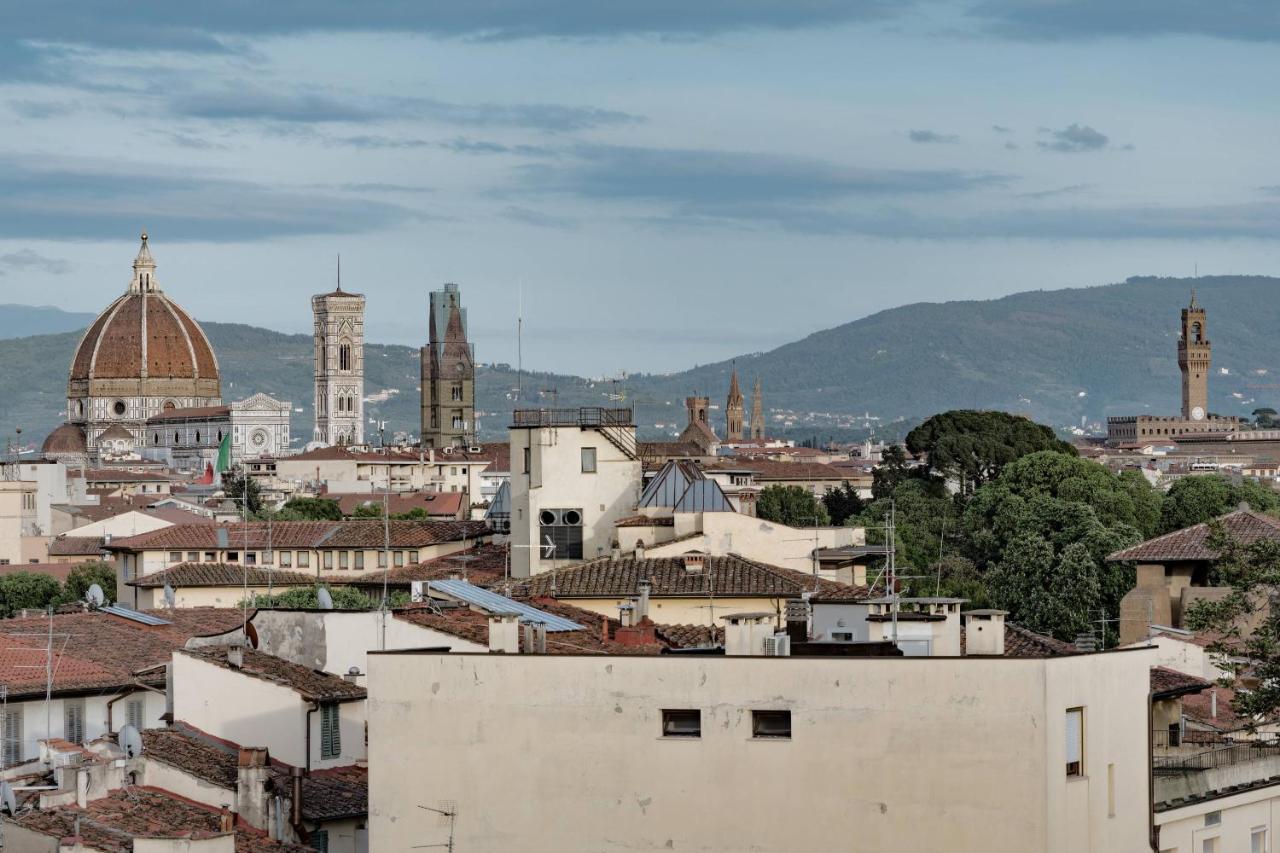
1,1,1279,376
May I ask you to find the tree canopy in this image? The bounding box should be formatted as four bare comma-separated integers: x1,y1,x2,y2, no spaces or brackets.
905,410,1076,494
757,485,830,527
278,497,344,521
247,585,408,610
63,561,117,604
222,470,263,515
1158,474,1280,534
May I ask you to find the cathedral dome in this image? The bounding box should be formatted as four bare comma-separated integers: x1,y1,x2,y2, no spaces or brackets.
41,423,87,456
68,233,220,398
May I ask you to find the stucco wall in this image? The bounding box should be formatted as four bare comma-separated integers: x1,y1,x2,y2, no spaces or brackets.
1157,784,1280,853
2,690,162,766
367,650,1152,853
641,513,860,577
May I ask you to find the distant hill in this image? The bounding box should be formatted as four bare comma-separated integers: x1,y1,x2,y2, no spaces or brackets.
3,275,1278,451
0,305,96,340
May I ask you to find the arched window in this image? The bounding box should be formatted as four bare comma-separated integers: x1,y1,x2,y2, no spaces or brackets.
174,431,181,444
320,346,328,372
195,430,201,443
153,432,159,444
1193,321,1203,342
339,342,352,371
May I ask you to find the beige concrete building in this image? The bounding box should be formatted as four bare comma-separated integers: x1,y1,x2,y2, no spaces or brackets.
509,407,642,576
0,478,42,565
368,647,1153,852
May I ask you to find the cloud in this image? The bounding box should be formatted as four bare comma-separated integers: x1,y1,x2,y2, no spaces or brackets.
970,0,1280,42
515,144,1009,206
439,137,557,157
1015,183,1094,200
991,124,1013,133
1259,186,1280,196
1036,123,1110,152
8,100,80,119
0,155,424,242
502,206,578,229
908,129,959,144
167,86,640,131
0,249,74,276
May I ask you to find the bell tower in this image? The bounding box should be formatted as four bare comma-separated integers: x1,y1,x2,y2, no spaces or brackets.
1178,291,1211,421
725,368,744,441
312,279,365,447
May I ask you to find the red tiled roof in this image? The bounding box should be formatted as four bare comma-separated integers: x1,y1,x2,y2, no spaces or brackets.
179,646,367,702
706,459,845,481
1181,686,1249,731
1108,509,1280,563
331,491,464,518
1003,624,1078,658
12,787,307,852
84,469,174,482
107,520,489,552
343,543,510,588
1151,666,1213,699
129,563,318,589
520,554,853,599
0,635,123,699
146,405,232,422
47,536,106,556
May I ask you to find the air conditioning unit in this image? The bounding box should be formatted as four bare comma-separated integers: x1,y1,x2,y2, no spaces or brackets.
468,446,482,454
762,634,791,657
442,447,454,455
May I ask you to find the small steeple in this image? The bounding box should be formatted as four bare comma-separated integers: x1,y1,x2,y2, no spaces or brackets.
130,230,159,294
1189,287,1198,310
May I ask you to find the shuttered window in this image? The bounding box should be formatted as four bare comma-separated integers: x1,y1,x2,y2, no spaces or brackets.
127,699,145,731
310,830,329,852
64,699,85,744
3,708,23,767
320,703,341,759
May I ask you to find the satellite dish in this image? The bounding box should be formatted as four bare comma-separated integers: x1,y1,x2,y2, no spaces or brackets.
316,587,334,611
86,584,105,608
163,583,176,609
244,620,260,649
119,725,143,759
0,781,15,814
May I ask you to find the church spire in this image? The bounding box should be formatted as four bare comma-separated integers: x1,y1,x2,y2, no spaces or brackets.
130,230,159,294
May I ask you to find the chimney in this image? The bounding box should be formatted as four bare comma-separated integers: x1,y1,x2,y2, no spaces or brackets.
227,646,244,669
636,580,651,622
963,610,1007,656
618,602,636,628
1211,689,1218,721
103,532,112,545
289,767,304,828
634,542,646,561
235,747,271,830
610,545,621,561
785,598,808,644
343,667,361,684
521,621,547,654
724,613,775,656
682,552,705,574
219,805,235,833
488,614,520,654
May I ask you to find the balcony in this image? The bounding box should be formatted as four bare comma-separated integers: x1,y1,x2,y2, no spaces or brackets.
1154,731,1280,811
511,407,633,429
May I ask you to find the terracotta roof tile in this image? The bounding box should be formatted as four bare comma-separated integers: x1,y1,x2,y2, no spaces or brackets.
1151,666,1213,699
48,536,106,556
108,520,489,552
615,515,674,528
705,459,846,481
1108,509,1280,562
180,646,367,702
129,563,319,589
331,491,463,518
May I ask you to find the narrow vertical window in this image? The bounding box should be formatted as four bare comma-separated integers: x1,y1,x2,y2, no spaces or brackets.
4,707,24,766
320,703,341,759
64,699,85,745
1065,707,1084,777
127,699,144,731
581,447,597,473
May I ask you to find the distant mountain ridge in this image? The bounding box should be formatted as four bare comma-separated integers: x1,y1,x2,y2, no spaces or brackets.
2,275,1278,450
0,305,96,340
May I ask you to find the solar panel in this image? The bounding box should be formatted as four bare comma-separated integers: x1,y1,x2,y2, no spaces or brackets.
100,604,172,626
426,580,584,632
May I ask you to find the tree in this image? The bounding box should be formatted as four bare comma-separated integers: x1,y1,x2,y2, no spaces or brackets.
856,477,960,574
1159,474,1280,534
1186,526,1280,721
247,585,408,610
906,410,1076,494
222,470,263,516
871,445,911,500
279,497,343,521
913,554,992,607
0,573,64,617
757,486,831,527
1254,408,1279,429
63,561,117,605
987,537,1100,642
822,483,865,526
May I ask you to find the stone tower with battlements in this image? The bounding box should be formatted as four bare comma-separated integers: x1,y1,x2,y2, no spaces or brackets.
312,285,365,446
725,369,744,441
420,282,475,449
1178,291,1211,422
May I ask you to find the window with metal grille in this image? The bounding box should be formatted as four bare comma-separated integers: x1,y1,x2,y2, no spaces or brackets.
320,703,341,759
752,710,791,739
310,830,330,852
127,699,144,731
539,509,583,560
3,708,23,767
64,699,85,744
661,709,700,738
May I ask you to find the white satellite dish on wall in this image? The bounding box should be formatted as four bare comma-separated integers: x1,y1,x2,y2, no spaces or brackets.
86,583,105,608
163,583,176,609
119,725,143,759
0,781,16,814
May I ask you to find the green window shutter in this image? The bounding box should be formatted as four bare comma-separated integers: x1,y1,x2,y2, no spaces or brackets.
320,703,340,759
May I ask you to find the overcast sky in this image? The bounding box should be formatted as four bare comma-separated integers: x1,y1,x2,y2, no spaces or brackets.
2,2,1279,375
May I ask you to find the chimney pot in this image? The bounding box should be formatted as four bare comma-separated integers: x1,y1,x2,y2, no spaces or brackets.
227,646,244,668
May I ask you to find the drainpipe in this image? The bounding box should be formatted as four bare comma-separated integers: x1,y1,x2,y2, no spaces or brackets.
305,703,318,773
1148,688,1159,852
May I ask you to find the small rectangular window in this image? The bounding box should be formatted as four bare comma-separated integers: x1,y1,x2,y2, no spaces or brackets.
298,552,310,568
1066,707,1084,777
168,551,182,563
127,698,144,731
661,709,701,738
1203,838,1219,853
523,448,531,474
377,552,387,569
408,551,419,564
64,699,85,745
339,552,349,570
581,447,597,473
324,552,334,570
311,830,330,853
186,551,199,563
279,551,292,568
354,551,364,570
261,550,273,565
1252,827,1267,853
394,551,405,567
226,551,239,563
1205,811,1221,827
752,710,791,739
320,703,342,759
203,552,216,562
245,552,257,566
3,707,23,766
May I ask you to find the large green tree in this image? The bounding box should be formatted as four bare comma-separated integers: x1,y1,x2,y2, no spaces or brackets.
757,485,831,527
856,477,961,575
63,561,117,605
987,537,1101,641
906,410,1076,494
871,445,912,500
1159,474,1280,534
821,483,865,527
0,573,64,617
278,497,344,521
222,470,263,516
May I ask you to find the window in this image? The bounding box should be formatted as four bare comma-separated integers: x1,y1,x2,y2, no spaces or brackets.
168,551,182,563
1203,839,1219,853
203,552,216,563
831,632,853,641
1066,708,1084,777
280,551,292,568
539,508,584,560
64,699,85,744
226,551,239,562
339,552,349,570
186,552,199,563
127,699,144,730
339,343,352,372
298,552,310,568
581,447,597,473
245,552,257,566
1253,827,1267,853
354,552,364,570
310,830,330,853
4,707,22,766
451,384,463,401
661,709,701,738
752,710,792,739
394,551,405,568
377,552,387,569
261,550,273,565
1204,812,1221,827
408,551,418,564
324,552,334,570
320,703,342,758
523,448,531,474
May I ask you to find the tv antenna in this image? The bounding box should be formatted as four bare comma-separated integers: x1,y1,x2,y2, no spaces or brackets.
414,801,457,851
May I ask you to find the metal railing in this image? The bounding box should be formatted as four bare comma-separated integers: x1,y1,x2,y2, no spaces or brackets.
1151,728,1225,750
511,407,633,428
1153,738,1280,774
